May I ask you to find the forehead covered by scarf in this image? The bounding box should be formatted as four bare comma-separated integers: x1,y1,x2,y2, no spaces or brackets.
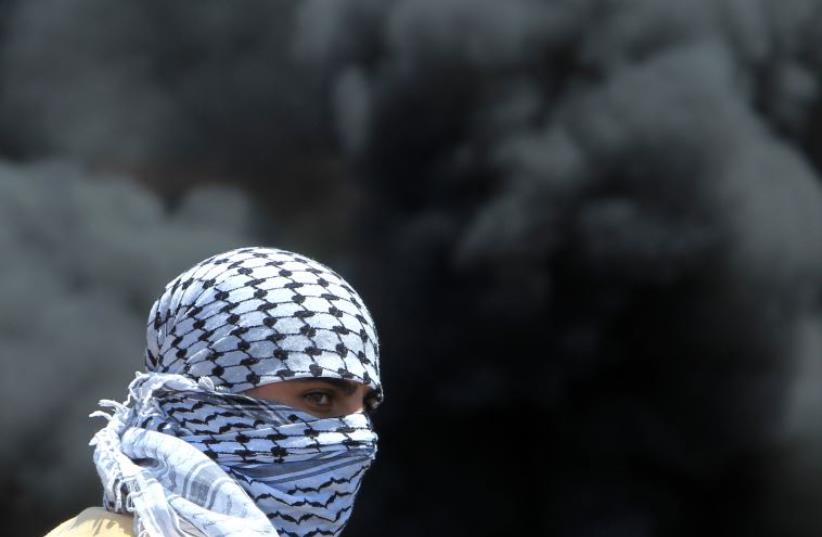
145,246,382,407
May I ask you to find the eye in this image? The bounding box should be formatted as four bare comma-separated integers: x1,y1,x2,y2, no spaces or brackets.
303,391,332,407
364,390,381,413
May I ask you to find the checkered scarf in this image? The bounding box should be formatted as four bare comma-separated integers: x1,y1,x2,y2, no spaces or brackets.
90,247,382,537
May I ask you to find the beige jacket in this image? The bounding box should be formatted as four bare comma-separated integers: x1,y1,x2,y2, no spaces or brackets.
44,507,134,537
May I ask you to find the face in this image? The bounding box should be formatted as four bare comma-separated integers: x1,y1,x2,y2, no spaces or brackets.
243,378,373,418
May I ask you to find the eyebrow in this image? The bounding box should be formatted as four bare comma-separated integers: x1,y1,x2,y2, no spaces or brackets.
294,378,361,395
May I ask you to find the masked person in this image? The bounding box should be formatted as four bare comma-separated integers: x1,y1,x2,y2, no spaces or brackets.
45,246,383,537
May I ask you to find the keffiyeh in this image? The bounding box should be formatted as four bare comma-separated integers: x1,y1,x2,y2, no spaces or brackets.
90,247,383,537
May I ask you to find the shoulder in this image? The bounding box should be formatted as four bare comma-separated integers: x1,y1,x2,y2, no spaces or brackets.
44,507,135,537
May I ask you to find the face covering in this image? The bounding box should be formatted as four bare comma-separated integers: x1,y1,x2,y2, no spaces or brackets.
90,247,383,537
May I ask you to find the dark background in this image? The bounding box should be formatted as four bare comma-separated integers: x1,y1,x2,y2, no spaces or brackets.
2,1,822,536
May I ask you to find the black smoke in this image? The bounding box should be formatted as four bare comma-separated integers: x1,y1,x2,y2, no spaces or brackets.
297,1,822,536
0,3,358,535
2,1,822,537
0,159,260,534
1,1,320,170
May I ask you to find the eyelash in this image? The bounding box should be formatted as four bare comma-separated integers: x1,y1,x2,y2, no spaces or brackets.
303,391,333,406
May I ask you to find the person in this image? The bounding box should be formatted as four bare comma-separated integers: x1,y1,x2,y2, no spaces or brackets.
45,246,383,537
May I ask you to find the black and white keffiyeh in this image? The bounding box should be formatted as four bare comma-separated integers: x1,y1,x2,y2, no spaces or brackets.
90,247,382,537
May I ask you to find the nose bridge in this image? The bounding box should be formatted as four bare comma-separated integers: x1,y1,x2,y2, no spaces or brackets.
337,383,370,417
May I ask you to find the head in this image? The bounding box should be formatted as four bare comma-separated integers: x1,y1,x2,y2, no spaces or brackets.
144,246,382,414
92,246,382,537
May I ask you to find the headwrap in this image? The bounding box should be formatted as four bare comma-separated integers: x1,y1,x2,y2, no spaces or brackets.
90,246,382,537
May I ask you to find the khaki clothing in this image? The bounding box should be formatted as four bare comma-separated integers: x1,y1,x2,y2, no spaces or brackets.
44,507,134,537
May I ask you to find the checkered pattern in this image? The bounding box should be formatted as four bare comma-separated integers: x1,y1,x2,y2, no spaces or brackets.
92,373,378,537
145,246,382,408
91,248,383,537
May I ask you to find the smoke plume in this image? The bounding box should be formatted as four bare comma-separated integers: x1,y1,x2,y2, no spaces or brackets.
0,159,258,534
2,1,822,536
297,1,822,535
0,0,327,187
